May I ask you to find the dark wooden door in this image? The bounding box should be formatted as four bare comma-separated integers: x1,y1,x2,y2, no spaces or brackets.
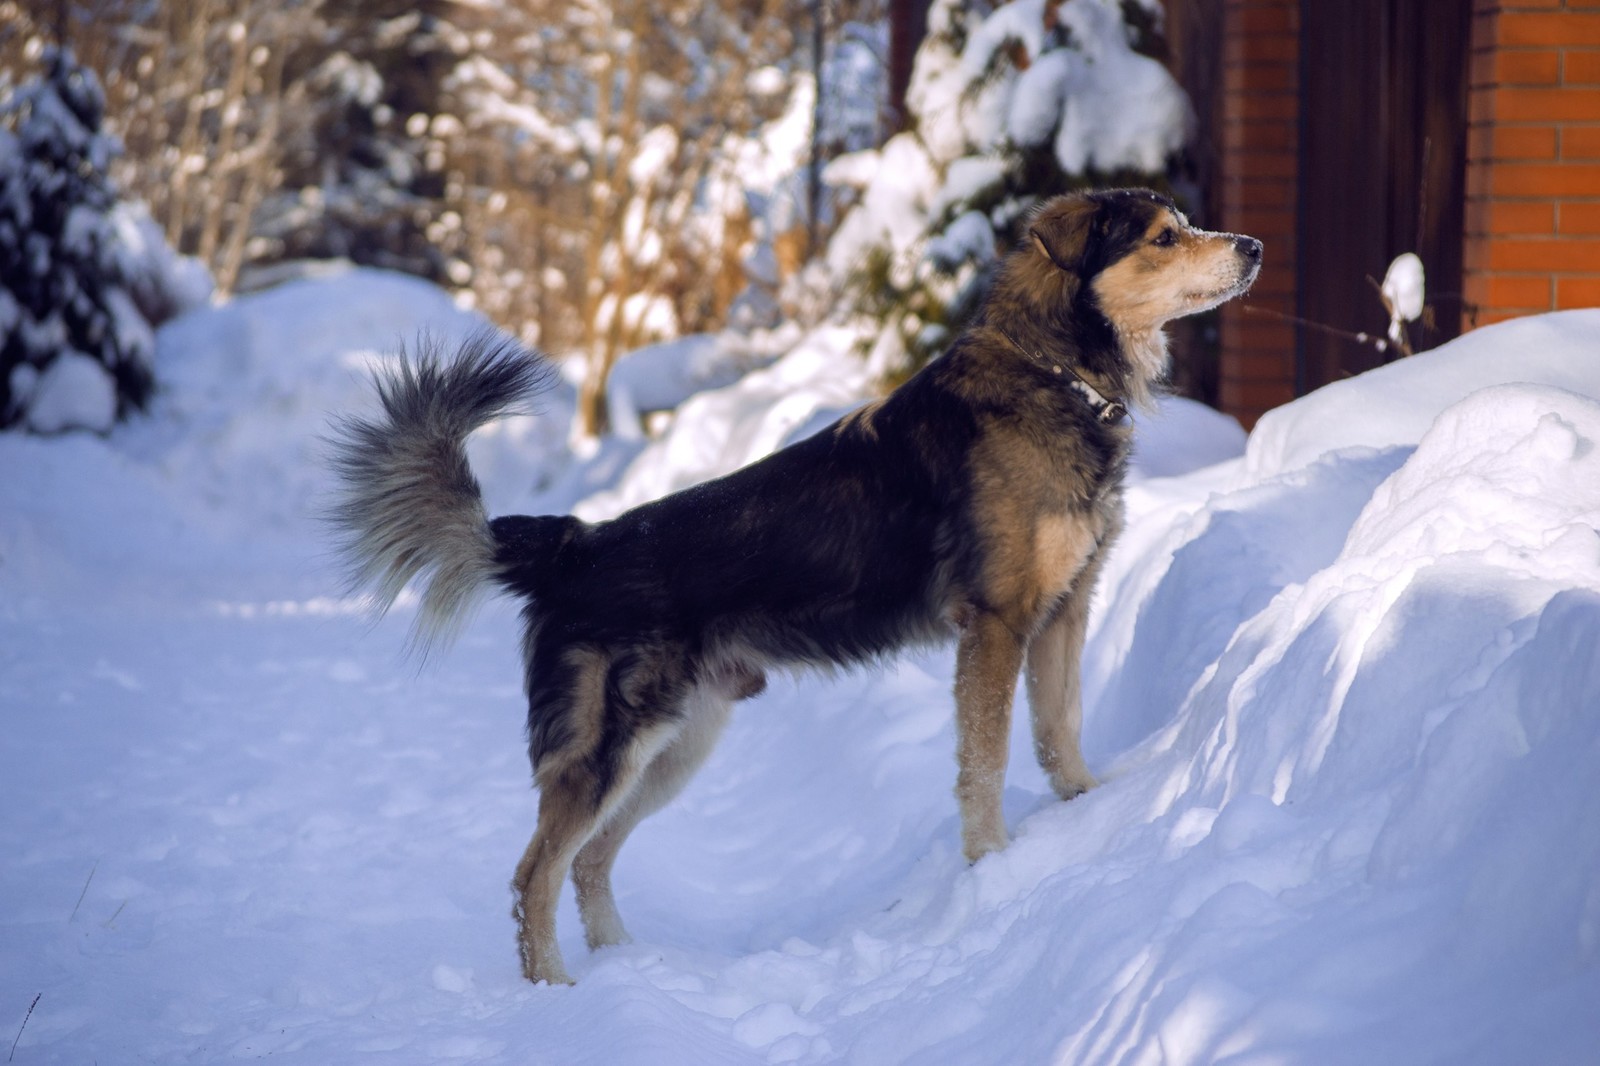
1297,0,1472,392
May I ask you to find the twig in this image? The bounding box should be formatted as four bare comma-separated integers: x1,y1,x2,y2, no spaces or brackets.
68,862,97,923
1240,303,1391,354
9,993,40,1063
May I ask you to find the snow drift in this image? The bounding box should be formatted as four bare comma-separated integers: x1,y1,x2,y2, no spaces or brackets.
2,279,1598,1063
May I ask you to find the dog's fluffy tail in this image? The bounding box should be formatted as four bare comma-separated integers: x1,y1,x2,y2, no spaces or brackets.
326,330,557,656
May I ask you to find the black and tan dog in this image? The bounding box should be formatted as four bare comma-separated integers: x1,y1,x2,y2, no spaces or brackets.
328,187,1261,984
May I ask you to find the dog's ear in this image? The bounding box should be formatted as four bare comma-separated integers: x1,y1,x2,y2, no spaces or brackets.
1029,196,1098,273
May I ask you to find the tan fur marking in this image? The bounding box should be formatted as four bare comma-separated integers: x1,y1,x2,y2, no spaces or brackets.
1033,512,1098,609
953,612,1026,861
532,646,609,785
511,769,598,985
1025,504,1122,802
966,428,1102,637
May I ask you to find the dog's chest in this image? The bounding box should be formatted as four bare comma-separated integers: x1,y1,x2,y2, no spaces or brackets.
966,422,1125,618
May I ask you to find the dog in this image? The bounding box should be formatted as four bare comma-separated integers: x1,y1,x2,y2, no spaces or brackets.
327,187,1261,984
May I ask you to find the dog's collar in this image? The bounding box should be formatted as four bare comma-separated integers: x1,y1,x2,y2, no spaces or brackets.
996,328,1128,426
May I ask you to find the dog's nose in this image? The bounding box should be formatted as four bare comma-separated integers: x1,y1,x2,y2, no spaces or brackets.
1235,236,1263,262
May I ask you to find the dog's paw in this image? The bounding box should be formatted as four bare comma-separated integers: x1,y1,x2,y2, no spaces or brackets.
584,925,633,951
961,826,1011,864
1051,765,1099,802
522,958,575,986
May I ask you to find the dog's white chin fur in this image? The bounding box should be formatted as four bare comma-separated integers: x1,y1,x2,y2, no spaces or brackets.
1118,326,1170,411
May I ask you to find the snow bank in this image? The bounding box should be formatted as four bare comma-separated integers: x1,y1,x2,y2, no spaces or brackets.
1075,375,1600,1063
1245,308,1600,480
3,292,1598,1064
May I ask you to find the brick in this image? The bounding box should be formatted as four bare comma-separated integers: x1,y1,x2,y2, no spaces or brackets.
1473,12,1502,54
1221,379,1296,414
1563,125,1600,158
1223,35,1297,66
1556,275,1600,305
1220,351,1294,380
1498,13,1600,48
1492,200,1559,233
1488,237,1600,270
1492,88,1600,122
1498,49,1562,85
1236,6,1294,34
1235,93,1299,121
1566,51,1600,84
1559,201,1600,234
1221,118,1296,151
1471,49,1495,89
1464,198,1489,234
1243,152,1298,178
1223,62,1295,94
1227,209,1296,237
1484,273,1554,308
1464,235,1492,271
1477,124,1561,159
1465,159,1495,197
1471,86,1501,125
1229,326,1298,355
1245,273,1297,301
1492,162,1600,196
1220,177,1297,209
1474,308,1534,326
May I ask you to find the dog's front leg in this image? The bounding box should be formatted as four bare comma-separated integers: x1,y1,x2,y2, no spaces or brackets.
953,611,1027,861
1024,563,1102,802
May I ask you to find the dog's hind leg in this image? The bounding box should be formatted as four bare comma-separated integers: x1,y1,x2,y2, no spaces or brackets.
511,647,666,985
1026,541,1113,802
572,685,735,950
510,764,603,985
512,719,686,983
953,611,1027,862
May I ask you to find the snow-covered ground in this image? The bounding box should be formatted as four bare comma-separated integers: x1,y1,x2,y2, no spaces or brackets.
4,269,1599,1064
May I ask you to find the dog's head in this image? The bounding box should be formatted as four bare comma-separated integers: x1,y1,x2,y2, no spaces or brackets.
1028,189,1261,325
1014,189,1262,401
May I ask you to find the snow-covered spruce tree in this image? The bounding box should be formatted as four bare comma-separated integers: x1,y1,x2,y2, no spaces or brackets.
253,3,458,284
820,0,1188,382
0,47,163,433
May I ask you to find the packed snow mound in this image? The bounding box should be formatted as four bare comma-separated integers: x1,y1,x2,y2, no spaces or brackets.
1074,378,1600,1064
3,294,1599,1063
1245,307,1600,480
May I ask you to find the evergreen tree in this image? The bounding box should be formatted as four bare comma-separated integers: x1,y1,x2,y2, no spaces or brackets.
0,47,159,433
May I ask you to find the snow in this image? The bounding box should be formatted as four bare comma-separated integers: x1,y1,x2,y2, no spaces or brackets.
1382,252,1425,324
1382,252,1426,346
1243,309,1600,481
1049,0,1190,174
929,156,1007,223
23,349,116,434
4,273,1600,1063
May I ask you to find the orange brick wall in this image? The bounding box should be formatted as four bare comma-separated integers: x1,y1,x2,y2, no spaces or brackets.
1463,0,1600,327
1215,0,1299,428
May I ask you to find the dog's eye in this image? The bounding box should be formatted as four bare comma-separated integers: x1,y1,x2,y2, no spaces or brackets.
1153,227,1178,248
